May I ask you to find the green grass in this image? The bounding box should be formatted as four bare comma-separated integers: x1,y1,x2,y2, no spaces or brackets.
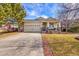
42,34,79,56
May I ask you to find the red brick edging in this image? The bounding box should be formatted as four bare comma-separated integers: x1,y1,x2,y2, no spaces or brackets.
42,40,54,56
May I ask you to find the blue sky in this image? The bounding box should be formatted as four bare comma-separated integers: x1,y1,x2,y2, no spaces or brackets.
22,3,60,19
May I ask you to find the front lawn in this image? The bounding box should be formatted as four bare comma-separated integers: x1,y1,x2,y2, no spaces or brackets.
42,34,79,56
0,32,19,39
0,29,7,33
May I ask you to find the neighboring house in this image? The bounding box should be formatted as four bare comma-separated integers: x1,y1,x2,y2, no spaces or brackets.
1,21,18,32
24,17,61,33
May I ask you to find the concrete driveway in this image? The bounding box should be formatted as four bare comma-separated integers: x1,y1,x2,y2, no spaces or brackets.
0,33,44,56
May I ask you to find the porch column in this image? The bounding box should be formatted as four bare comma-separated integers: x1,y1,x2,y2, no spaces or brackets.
47,22,49,27
58,22,61,32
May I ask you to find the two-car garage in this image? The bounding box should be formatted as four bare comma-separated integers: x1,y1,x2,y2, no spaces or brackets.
24,21,42,33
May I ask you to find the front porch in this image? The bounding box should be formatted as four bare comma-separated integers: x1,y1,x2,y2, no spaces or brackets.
42,21,61,33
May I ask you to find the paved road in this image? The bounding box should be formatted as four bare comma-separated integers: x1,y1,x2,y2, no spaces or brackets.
0,33,44,56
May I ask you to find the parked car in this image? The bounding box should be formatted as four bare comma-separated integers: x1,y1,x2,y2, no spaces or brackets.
1,25,18,32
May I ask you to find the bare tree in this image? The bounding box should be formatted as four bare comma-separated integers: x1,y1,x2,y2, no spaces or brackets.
57,3,79,32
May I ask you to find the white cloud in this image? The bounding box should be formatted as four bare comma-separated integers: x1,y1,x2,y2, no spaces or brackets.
30,11,36,16
41,15,48,18
27,10,40,19
28,10,39,17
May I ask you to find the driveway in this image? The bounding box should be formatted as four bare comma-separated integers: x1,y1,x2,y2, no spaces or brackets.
0,33,44,56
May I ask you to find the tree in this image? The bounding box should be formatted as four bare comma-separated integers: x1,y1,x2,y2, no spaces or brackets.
0,20,5,27
10,4,26,31
0,3,26,31
58,3,79,32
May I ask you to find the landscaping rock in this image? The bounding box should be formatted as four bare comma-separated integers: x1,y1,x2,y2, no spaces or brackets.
75,36,79,40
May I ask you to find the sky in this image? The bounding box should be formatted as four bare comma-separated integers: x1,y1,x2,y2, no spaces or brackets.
22,3,60,20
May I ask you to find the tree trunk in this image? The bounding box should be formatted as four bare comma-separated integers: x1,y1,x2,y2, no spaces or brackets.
18,23,24,32
17,22,20,32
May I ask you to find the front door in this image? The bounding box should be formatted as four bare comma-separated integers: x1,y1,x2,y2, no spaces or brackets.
48,22,54,30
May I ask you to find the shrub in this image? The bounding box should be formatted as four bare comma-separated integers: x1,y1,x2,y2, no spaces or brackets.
68,26,79,33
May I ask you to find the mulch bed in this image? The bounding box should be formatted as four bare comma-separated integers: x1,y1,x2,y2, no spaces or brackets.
42,39,54,56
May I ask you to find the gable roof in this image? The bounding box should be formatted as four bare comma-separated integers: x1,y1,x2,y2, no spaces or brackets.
24,17,59,23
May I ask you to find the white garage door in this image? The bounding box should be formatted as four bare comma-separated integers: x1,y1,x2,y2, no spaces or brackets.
24,22,42,32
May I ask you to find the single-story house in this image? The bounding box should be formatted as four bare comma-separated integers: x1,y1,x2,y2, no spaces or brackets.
24,17,61,33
